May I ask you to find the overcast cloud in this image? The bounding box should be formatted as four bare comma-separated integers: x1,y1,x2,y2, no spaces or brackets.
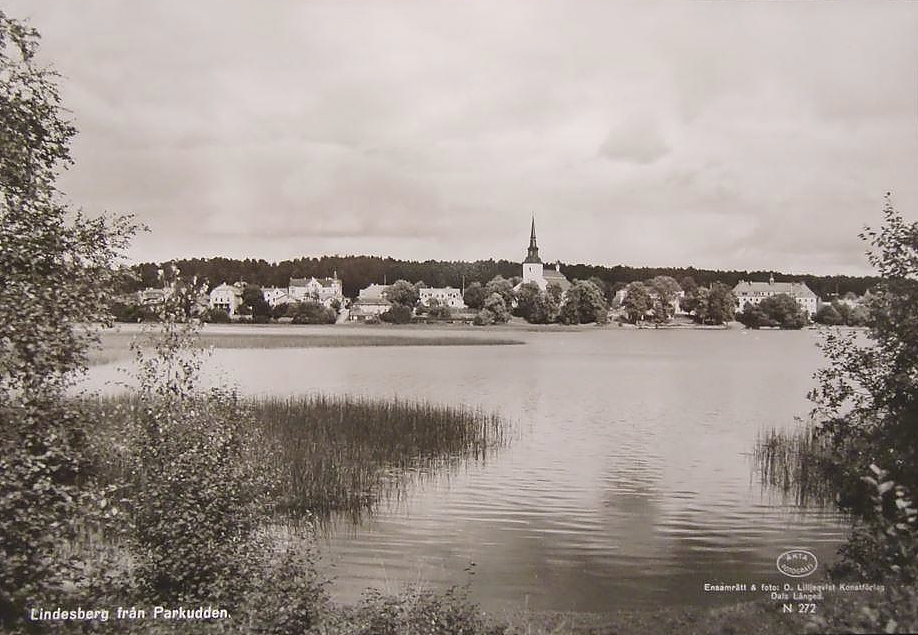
7,0,918,275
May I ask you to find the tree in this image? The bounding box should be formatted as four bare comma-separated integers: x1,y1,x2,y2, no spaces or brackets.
386,279,419,308
463,281,487,310
648,275,682,322
1,11,137,627
515,281,555,324
805,195,918,588
621,282,652,324
815,303,844,326
756,294,808,329
705,283,737,325
833,299,853,325
847,304,870,327
737,302,772,329
514,281,544,323
680,275,699,297
480,292,510,324
242,284,271,320
559,279,608,325
587,276,613,304
485,275,515,307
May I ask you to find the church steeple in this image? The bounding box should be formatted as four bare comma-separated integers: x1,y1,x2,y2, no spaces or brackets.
524,215,542,264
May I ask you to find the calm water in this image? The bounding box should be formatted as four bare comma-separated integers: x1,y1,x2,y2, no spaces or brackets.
85,325,846,613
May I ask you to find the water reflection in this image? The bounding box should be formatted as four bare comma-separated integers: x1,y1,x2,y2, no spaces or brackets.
82,327,846,612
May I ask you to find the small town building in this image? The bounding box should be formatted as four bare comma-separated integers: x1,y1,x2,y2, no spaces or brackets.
349,283,392,320
515,217,571,294
733,276,819,317
261,286,290,307
288,274,343,308
208,282,244,316
419,286,466,308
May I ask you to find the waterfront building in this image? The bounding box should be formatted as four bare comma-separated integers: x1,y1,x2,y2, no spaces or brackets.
733,276,819,317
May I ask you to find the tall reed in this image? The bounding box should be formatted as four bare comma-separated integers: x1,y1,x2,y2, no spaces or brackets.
752,423,835,507
251,395,507,522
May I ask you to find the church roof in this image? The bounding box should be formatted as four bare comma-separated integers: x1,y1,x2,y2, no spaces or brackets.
524,216,542,264
543,268,572,292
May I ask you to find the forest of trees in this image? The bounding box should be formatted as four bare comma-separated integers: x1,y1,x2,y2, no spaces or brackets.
126,255,880,301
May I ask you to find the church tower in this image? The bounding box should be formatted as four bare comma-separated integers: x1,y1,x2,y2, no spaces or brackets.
522,216,544,286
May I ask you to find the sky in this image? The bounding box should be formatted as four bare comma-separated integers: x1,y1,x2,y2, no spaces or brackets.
7,0,918,275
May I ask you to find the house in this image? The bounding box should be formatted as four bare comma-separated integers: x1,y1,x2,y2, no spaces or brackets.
733,276,819,317
349,283,392,321
419,286,466,309
514,217,571,295
261,286,290,307
288,274,343,308
208,282,244,317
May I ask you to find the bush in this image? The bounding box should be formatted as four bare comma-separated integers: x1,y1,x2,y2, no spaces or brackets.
427,304,452,320
345,585,510,635
815,303,844,325
380,304,413,324
202,307,231,323
292,302,336,324
481,293,510,324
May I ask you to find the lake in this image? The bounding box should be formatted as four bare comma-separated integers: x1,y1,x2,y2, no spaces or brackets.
84,325,846,614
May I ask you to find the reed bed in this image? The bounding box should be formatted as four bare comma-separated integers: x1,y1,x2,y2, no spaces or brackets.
82,393,508,524
251,395,507,522
752,424,835,506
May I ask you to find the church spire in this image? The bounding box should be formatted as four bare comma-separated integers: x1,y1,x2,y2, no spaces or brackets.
525,215,542,264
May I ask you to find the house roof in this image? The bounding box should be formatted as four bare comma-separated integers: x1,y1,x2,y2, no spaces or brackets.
733,280,817,299
358,284,389,300
210,282,242,296
289,277,339,288
419,287,461,294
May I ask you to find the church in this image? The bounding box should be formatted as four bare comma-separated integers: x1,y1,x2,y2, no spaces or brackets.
517,217,571,294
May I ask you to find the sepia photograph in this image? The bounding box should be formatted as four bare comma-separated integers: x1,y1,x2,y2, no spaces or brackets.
2,1,917,633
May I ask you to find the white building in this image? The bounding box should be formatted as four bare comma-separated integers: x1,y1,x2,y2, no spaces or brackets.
349,283,392,320
288,275,343,308
261,286,290,307
733,276,819,317
419,286,466,308
515,217,571,295
208,282,244,316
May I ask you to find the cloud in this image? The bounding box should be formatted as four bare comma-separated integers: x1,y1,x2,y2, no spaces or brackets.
6,0,918,274
599,116,671,165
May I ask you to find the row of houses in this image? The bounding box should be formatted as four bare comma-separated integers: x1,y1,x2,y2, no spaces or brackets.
348,284,467,321
208,275,345,317
205,276,469,320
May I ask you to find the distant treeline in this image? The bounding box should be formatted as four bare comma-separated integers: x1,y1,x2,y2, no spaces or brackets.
129,256,881,300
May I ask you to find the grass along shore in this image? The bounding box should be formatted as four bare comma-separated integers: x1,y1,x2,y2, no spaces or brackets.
85,392,507,524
